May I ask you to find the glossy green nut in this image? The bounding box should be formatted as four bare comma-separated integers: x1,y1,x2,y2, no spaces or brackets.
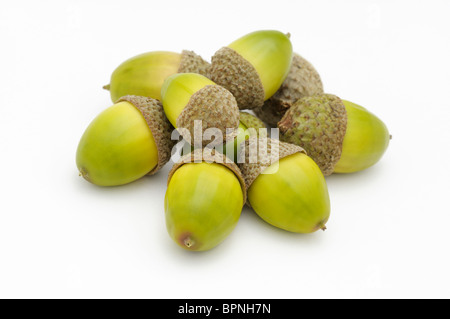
210,30,293,109
104,50,210,102
76,96,174,186
165,150,246,251
333,100,390,173
239,138,330,233
161,73,240,146
278,94,390,175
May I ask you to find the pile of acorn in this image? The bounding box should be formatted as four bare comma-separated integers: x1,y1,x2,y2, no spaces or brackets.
76,30,390,251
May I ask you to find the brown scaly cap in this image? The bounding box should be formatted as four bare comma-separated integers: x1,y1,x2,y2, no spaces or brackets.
178,50,211,78
239,112,268,138
176,85,240,147
209,47,265,110
278,94,347,176
254,53,324,127
168,148,247,204
117,95,176,175
237,137,306,192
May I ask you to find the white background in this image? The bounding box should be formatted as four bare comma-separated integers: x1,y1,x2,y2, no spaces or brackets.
1,0,449,299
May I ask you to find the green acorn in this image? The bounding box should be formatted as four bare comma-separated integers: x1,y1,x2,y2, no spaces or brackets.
254,53,324,126
278,94,390,175
160,73,240,147
165,150,246,251
238,137,330,233
209,30,293,109
104,50,210,102
76,96,174,186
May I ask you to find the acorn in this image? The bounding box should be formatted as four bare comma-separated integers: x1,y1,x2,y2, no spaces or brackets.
165,149,246,251
238,137,330,233
104,50,210,102
222,111,267,162
160,72,240,147
209,30,293,109
254,53,324,127
76,95,175,186
278,94,390,175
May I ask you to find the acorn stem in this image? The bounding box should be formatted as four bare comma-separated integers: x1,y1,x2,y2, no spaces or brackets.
103,84,110,91
318,221,327,231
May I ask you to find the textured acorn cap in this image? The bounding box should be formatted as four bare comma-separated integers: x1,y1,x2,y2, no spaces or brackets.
278,94,347,176
239,112,268,138
117,95,176,175
168,148,247,204
209,47,265,110
237,137,306,192
254,53,324,127
178,50,211,77
176,84,240,147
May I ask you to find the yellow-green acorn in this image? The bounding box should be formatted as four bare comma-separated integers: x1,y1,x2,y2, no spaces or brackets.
223,111,267,162
76,96,175,186
209,30,293,109
165,149,246,251
238,137,330,233
161,73,240,147
254,53,324,127
104,50,210,102
278,94,390,175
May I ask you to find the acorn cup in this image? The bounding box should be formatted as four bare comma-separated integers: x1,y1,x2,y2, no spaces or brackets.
165,149,246,251
238,137,330,234
160,73,240,147
254,53,324,127
76,96,175,186
104,50,210,102
209,30,293,109
278,94,390,176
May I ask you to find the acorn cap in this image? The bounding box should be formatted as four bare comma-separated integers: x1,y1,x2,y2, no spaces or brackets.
210,47,265,110
238,137,306,192
239,111,268,138
278,94,347,176
254,53,324,127
168,148,247,203
176,84,240,147
178,50,211,77
117,95,176,175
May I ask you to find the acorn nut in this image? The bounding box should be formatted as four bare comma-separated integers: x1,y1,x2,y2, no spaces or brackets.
165,150,246,251
278,94,390,175
254,53,324,127
238,137,330,233
104,50,210,102
161,73,240,147
210,30,293,109
76,96,175,186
